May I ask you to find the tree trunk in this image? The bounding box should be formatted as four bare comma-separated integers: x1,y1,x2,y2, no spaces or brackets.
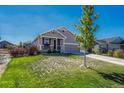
83,50,87,68
80,50,88,68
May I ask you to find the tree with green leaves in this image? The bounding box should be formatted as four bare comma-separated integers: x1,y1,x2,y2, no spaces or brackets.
76,5,99,68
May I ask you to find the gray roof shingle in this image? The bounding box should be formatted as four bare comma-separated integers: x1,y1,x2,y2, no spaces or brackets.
97,37,124,44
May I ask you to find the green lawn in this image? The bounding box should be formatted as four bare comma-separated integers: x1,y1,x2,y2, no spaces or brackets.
0,54,124,88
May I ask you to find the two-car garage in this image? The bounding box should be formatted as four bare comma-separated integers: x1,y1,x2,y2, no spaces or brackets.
63,43,80,54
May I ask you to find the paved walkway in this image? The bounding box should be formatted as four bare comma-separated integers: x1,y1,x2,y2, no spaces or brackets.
0,61,9,76
87,54,124,66
0,54,11,77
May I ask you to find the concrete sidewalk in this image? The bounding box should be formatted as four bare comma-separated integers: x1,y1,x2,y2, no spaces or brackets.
0,54,11,77
87,54,124,66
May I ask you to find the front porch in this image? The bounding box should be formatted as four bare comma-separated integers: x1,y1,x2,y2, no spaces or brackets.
39,37,64,53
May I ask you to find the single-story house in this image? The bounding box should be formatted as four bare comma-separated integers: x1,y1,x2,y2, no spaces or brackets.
0,40,14,49
95,37,124,52
32,27,80,54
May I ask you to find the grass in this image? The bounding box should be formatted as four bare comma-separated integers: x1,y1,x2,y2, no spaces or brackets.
0,54,124,88
0,55,43,88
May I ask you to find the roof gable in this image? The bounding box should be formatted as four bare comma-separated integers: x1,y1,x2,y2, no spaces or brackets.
40,29,65,39
56,27,77,43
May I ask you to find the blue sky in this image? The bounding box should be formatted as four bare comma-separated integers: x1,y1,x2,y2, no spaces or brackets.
0,5,124,44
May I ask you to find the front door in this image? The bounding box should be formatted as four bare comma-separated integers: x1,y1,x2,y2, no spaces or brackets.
57,39,61,51
53,40,56,50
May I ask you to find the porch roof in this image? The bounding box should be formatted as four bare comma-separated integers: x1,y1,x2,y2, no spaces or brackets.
40,30,65,39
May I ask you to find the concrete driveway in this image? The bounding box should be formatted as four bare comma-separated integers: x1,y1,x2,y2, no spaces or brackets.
87,54,124,66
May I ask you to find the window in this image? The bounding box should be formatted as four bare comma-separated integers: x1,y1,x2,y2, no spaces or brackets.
44,38,50,44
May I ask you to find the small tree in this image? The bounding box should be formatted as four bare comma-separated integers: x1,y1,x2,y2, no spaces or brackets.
18,41,23,48
93,45,101,54
76,5,99,68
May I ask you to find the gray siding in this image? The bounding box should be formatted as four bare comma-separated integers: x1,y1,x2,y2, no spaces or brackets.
108,44,121,50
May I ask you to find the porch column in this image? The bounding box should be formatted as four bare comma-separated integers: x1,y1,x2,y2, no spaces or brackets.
56,38,57,51
38,35,40,50
40,37,42,50
63,39,65,53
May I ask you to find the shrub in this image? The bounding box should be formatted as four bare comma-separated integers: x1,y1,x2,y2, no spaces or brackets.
28,46,39,55
52,50,60,53
113,49,124,58
107,50,113,57
47,49,52,53
47,49,60,54
10,46,39,57
92,45,101,54
10,48,28,57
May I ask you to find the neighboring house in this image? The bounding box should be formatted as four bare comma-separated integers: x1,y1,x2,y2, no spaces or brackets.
95,37,124,52
32,27,80,54
23,41,32,48
0,40,14,49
